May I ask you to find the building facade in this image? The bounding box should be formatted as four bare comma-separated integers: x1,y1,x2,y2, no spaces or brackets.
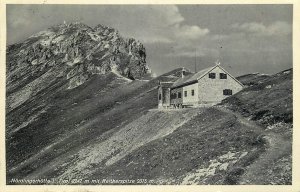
158,64,244,108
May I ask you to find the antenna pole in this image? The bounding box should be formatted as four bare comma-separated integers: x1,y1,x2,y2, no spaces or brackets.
194,48,197,72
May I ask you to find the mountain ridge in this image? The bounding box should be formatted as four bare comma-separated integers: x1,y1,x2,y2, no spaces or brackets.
6,22,151,113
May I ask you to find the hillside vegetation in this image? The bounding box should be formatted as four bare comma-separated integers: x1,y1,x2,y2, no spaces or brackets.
7,67,292,185
224,69,292,128
221,69,292,184
87,68,292,185
6,67,181,182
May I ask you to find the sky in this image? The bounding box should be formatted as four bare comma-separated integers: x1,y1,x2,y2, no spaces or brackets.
6,4,292,76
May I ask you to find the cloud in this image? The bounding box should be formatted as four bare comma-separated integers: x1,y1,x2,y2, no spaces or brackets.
174,24,209,40
7,5,210,45
165,21,292,59
115,5,209,44
231,21,291,36
166,45,219,58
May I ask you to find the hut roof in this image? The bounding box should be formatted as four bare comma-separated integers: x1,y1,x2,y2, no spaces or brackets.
172,66,214,88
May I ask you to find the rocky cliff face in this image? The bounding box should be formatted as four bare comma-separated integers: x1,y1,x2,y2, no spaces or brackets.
6,22,151,112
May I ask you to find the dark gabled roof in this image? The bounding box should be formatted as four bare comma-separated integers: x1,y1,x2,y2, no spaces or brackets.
171,73,195,88
171,66,214,88
171,65,244,88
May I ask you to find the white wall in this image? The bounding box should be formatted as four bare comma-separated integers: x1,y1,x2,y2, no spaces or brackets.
182,83,199,105
198,66,243,104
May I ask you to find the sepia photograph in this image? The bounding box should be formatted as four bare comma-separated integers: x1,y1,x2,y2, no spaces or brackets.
1,1,298,191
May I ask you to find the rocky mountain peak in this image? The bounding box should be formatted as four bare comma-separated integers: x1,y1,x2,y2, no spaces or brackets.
6,22,152,112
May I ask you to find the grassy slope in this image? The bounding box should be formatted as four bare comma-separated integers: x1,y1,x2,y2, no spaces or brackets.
6,69,181,182
90,107,265,185
43,108,203,181
223,69,293,127
221,68,293,184
7,68,292,185
88,69,292,185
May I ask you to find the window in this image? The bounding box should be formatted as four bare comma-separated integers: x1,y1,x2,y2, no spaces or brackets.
220,73,227,79
178,92,182,98
209,73,216,79
184,91,187,97
223,89,232,95
191,90,195,96
159,94,161,100
171,93,176,99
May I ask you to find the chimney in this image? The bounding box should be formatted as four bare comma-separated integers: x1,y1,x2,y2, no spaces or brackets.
181,67,186,78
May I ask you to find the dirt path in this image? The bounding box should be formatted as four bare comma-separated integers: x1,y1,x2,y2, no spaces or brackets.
216,106,263,133
215,106,292,184
239,131,291,184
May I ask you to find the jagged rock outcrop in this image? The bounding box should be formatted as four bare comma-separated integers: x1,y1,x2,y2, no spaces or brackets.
6,22,151,112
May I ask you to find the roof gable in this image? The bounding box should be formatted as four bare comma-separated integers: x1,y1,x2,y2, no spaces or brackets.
208,65,244,87
171,65,244,88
